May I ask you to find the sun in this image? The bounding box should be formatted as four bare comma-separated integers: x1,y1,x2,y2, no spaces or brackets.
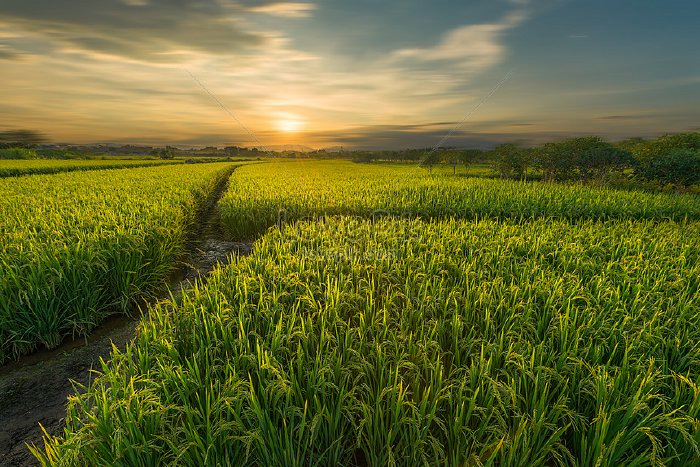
276,114,304,133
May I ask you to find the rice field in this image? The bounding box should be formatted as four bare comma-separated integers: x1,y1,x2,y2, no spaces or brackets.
0,162,235,363
219,161,700,239
7,159,697,465
35,217,700,465
0,158,182,177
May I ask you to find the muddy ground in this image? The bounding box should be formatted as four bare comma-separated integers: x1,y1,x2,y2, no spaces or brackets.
0,174,251,466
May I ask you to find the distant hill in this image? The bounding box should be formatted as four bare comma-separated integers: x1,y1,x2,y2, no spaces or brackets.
253,144,316,153
322,146,346,153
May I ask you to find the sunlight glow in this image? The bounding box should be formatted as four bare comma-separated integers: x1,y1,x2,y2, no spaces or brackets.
276,114,304,133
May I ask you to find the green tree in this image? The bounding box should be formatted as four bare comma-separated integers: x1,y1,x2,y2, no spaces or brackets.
532,142,575,182
439,149,461,174
460,149,483,177
637,148,700,189
0,147,39,159
419,150,441,172
629,132,700,162
491,144,530,180
534,137,634,182
158,146,176,160
574,138,636,181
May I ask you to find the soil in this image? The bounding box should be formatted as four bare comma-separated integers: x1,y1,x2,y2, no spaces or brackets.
0,172,251,466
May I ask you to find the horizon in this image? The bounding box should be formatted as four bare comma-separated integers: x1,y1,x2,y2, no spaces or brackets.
1,0,699,149
26,132,690,153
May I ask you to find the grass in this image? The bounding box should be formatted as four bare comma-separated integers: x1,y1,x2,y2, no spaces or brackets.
0,159,183,177
0,162,236,363
219,160,700,240
34,216,700,466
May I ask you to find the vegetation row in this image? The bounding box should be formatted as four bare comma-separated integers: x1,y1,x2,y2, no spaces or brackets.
219,161,700,240
0,163,236,363
36,217,700,466
0,158,183,177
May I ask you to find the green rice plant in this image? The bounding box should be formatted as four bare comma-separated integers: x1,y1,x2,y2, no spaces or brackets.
34,217,700,465
0,158,183,177
0,163,236,363
219,160,700,240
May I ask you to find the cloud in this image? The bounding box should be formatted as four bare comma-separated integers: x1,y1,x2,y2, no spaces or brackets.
0,0,313,62
594,115,648,120
300,123,572,150
568,34,589,39
0,44,24,60
392,10,527,74
249,2,316,18
293,6,529,119
0,0,542,147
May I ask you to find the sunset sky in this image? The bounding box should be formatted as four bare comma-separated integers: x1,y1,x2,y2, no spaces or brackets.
1,0,698,149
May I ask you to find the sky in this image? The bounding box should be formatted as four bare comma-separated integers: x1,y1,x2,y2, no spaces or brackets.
0,0,698,149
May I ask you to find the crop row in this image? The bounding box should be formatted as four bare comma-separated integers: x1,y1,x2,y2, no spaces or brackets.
0,159,183,178
219,161,700,239
36,217,700,465
0,162,236,363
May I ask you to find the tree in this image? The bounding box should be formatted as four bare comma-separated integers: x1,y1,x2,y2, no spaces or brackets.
439,149,461,174
158,146,176,160
533,137,635,182
460,149,483,177
636,148,700,189
419,150,441,172
615,137,647,155
629,132,700,163
0,147,38,159
224,146,242,157
624,132,700,189
574,138,636,182
532,142,574,182
352,151,374,163
491,144,530,180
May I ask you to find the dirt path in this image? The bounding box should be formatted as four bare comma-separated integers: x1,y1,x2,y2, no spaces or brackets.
0,173,250,466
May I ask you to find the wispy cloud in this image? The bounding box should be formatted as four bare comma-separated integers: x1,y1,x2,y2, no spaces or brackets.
392,10,527,74
0,0,314,62
299,122,586,150
0,0,579,147
595,114,648,120
0,44,25,60
249,2,316,18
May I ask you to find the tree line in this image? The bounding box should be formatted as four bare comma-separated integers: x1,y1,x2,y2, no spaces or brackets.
353,133,700,190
